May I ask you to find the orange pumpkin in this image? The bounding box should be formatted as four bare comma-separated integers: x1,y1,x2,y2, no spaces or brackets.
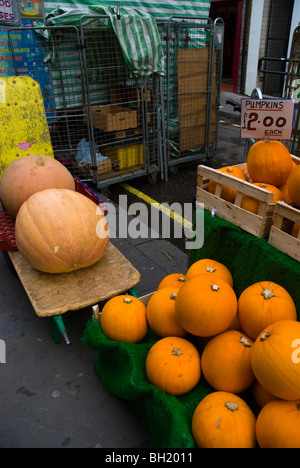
291,222,300,239
157,273,186,290
246,140,293,186
201,330,255,394
241,183,283,214
251,320,300,400
278,161,298,204
146,287,187,337
256,399,300,448
0,155,75,217
192,391,257,448
207,165,248,203
186,258,233,287
288,164,300,206
15,188,109,273
251,380,276,409
237,281,297,340
175,275,237,337
145,336,201,395
100,295,148,343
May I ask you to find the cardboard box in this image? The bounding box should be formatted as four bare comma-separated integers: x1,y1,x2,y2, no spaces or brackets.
90,105,137,132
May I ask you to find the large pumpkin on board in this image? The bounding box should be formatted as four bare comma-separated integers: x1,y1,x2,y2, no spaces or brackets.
246,140,293,186
251,320,300,401
0,155,75,217
256,399,300,448
15,188,109,273
191,391,257,448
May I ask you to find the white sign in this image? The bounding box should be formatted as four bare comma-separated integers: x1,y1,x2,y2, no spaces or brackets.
241,98,295,140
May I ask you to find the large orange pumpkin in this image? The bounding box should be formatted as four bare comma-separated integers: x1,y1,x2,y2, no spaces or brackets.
146,287,187,338
288,164,300,206
291,222,300,239
175,275,237,337
192,391,257,448
201,330,255,394
15,188,109,273
246,140,293,186
145,336,201,395
237,281,297,340
241,183,283,214
207,165,248,203
0,155,75,217
251,320,300,400
100,295,148,343
185,258,233,287
256,399,300,448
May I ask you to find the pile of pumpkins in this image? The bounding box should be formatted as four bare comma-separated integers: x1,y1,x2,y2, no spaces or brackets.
99,259,300,448
207,140,300,238
0,154,109,273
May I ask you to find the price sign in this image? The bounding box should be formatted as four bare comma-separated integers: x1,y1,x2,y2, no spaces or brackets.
240,98,295,140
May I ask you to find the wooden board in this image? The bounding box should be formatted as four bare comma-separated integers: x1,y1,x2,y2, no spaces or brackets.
9,242,140,317
268,201,300,262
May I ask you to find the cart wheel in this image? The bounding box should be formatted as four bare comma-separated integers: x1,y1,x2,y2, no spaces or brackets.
2,252,18,277
147,173,158,185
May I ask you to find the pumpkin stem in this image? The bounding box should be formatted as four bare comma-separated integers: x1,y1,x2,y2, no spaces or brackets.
170,293,178,300
178,277,185,283
211,284,220,292
225,401,239,412
172,347,183,356
226,167,234,173
259,184,267,189
261,288,275,300
240,336,252,348
206,267,217,273
260,331,271,342
123,297,133,304
36,156,45,166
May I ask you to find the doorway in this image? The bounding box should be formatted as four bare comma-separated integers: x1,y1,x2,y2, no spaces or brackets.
210,0,243,92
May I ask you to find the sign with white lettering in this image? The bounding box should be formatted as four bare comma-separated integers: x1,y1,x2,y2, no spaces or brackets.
0,0,21,26
240,98,295,140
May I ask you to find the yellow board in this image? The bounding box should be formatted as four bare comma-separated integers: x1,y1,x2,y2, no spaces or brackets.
0,75,54,179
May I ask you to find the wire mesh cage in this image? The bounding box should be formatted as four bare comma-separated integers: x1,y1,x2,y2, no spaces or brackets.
162,16,224,176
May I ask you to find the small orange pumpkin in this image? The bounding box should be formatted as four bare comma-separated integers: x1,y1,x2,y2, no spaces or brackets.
15,188,109,274
0,154,75,217
246,140,293,186
251,320,300,400
145,336,201,395
157,273,186,290
291,222,300,239
186,258,233,287
278,161,298,204
288,164,300,206
201,330,255,394
192,391,257,448
175,275,237,337
237,281,297,340
207,165,248,203
251,380,276,409
256,399,300,448
146,287,187,337
101,295,148,343
241,183,283,214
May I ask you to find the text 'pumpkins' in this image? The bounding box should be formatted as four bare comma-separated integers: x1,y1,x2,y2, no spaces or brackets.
15,188,109,273
0,154,75,217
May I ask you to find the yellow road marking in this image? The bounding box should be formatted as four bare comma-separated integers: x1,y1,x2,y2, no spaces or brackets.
121,183,194,230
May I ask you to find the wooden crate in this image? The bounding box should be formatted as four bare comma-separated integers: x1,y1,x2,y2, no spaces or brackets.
90,105,137,132
196,164,279,238
268,201,300,262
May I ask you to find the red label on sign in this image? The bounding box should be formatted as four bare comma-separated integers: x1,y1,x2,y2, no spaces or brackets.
17,142,31,150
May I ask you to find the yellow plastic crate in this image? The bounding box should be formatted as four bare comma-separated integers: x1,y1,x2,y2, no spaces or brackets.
106,144,143,169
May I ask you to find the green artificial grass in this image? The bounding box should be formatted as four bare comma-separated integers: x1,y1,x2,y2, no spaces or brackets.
83,210,300,447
